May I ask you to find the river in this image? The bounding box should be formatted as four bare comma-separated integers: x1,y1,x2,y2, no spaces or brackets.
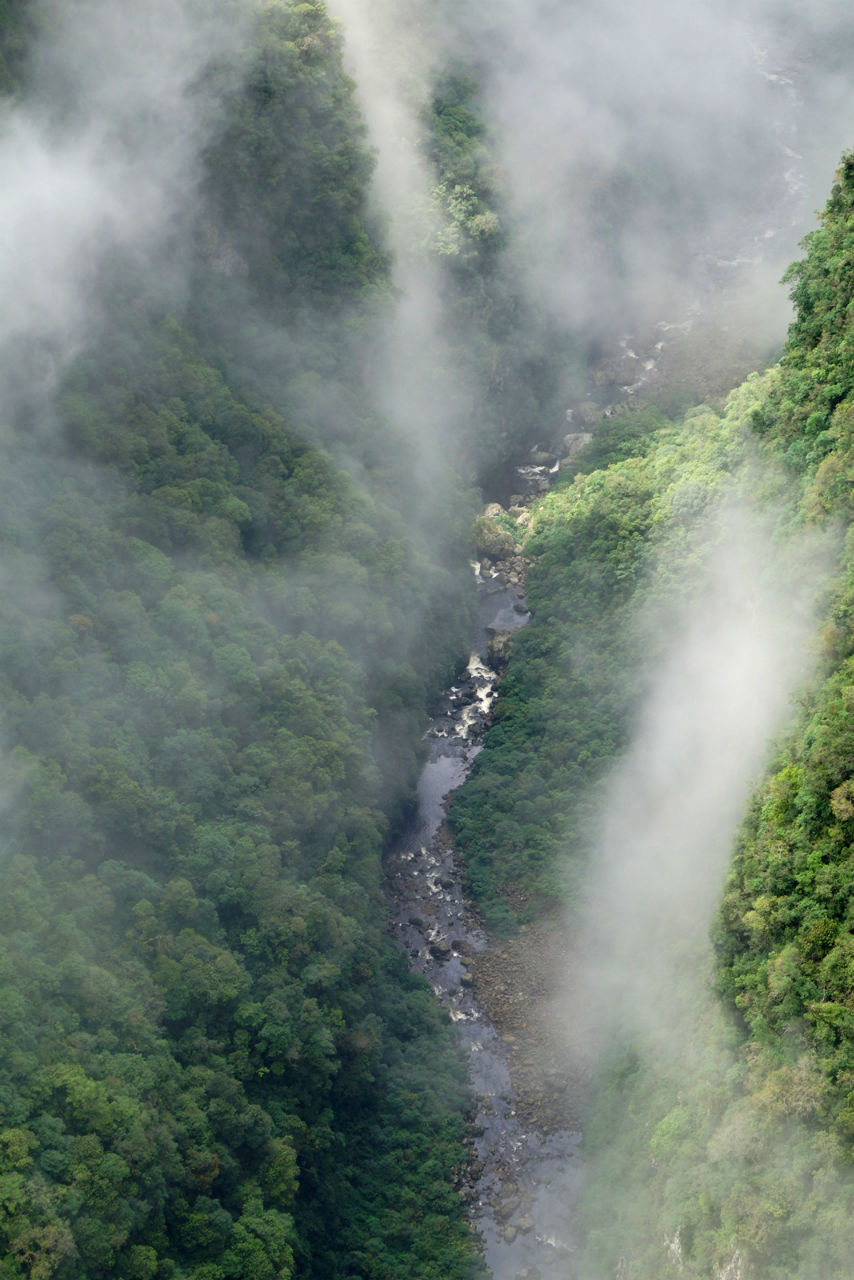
385,523,582,1280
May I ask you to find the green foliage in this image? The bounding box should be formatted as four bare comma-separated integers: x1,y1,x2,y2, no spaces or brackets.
538,154,854,1277
0,329,478,1270
202,0,386,309
472,515,515,560
0,3,484,1274
426,73,501,263
579,994,854,1280
0,0,42,95
757,153,854,492
564,404,669,475
448,144,854,1264
451,387,765,930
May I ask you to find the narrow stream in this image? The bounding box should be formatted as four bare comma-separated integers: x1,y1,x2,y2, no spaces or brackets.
384,314,689,1274
386,550,581,1280
382,90,814,1262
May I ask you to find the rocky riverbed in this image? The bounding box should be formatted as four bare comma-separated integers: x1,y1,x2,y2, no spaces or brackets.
384,289,771,1277
385,305,749,1279
385,496,582,1280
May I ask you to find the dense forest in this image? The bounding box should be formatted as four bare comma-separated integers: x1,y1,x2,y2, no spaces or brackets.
450,156,854,1275
0,2,511,1276
6,1,854,1279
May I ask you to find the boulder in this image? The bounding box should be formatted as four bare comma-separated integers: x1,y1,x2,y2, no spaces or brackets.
575,399,604,426
527,445,556,466
473,516,515,561
562,431,593,457
487,628,515,669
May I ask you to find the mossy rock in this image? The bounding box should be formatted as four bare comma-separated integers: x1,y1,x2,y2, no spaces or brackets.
474,515,516,560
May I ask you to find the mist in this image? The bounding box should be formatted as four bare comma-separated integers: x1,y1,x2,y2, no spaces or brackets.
0,1,247,369
313,7,854,1270
352,0,849,363
324,0,479,484
451,0,854,345
569,503,826,1068
1,1,853,1276
533,492,836,1280
0,0,254,731
318,0,854,481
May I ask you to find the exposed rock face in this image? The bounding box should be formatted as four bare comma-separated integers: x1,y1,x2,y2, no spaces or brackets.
527,445,557,466
560,432,594,466
573,399,605,427
474,513,516,560
717,1252,747,1280
486,627,516,670
563,430,593,453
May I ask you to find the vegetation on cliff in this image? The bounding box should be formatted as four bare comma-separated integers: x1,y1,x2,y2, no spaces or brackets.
0,3,501,1276
452,154,854,1276
7,0,854,1276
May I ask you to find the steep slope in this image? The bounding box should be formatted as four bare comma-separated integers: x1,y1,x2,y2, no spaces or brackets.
0,3,489,1277
451,155,854,1277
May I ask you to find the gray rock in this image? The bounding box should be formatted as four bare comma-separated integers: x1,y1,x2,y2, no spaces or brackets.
527,445,556,466
487,628,515,669
563,431,594,456
575,400,604,426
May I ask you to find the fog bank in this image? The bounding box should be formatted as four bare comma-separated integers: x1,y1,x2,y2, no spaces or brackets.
326,0,476,476
0,0,247,379
450,0,854,343
566,501,827,1074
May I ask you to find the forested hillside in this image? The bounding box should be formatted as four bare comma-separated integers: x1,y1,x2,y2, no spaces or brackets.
450,156,854,1276
0,3,508,1277
8,1,854,1277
